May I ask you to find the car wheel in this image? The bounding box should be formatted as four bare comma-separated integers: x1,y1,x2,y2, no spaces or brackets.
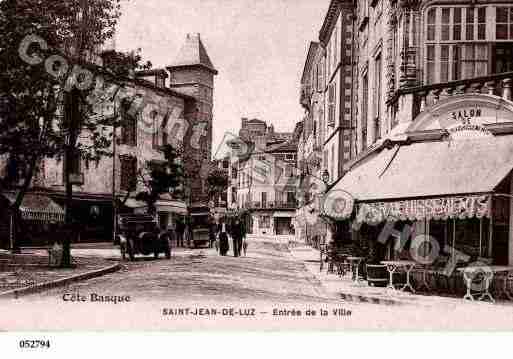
164,239,171,259
127,239,135,261
120,243,126,261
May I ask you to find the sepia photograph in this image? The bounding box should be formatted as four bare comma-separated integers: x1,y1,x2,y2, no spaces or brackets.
2,0,513,339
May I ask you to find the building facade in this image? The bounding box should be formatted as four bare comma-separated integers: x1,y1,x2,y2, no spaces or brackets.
0,33,217,248
299,0,513,267
228,118,298,236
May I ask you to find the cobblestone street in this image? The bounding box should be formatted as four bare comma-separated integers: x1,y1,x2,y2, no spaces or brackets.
32,241,335,303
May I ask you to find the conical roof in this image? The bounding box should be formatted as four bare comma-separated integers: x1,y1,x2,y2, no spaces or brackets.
169,33,218,74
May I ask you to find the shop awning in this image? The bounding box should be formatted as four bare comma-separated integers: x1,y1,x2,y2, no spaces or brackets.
125,196,188,215
329,135,513,222
2,192,64,222
273,212,296,218
155,199,188,215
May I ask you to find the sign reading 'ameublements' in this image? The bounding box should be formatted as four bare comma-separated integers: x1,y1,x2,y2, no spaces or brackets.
356,195,491,224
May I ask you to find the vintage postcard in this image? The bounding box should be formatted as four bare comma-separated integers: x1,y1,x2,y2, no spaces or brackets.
2,0,513,333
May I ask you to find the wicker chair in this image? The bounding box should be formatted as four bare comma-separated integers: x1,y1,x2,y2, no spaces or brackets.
366,264,389,287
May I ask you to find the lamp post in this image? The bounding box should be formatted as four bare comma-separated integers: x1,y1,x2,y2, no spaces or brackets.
321,169,330,187
112,101,118,244
319,169,330,269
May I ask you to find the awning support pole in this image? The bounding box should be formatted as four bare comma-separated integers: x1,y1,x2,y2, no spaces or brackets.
489,213,494,258
479,217,483,257
452,218,456,263
9,213,14,252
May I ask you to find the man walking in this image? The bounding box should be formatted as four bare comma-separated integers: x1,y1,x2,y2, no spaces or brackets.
176,219,185,247
231,217,246,257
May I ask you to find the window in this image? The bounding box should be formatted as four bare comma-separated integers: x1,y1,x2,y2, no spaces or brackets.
120,156,137,192
327,83,336,127
4,156,27,186
327,39,331,77
465,7,474,40
333,26,338,68
424,6,494,84
426,45,436,84
285,165,294,177
440,45,450,82
441,8,450,41
361,73,368,150
461,44,488,78
478,7,486,40
260,216,270,228
494,44,513,73
317,62,324,92
62,150,81,183
453,8,462,40
427,8,436,41
120,103,137,146
330,145,335,182
496,7,513,40
287,191,296,205
261,192,267,207
373,54,382,141
151,111,159,149
275,191,283,203
452,45,461,80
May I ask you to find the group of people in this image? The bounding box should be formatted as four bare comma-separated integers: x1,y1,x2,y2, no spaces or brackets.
211,216,247,257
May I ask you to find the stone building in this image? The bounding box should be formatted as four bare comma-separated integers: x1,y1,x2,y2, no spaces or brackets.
321,0,513,267
227,118,298,235
0,33,217,247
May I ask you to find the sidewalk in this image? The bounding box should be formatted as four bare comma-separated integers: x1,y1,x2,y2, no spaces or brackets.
288,244,506,307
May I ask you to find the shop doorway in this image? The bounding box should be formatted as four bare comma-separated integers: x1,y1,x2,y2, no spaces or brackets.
274,217,292,235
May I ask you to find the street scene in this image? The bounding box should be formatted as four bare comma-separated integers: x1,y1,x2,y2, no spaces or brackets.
3,0,513,333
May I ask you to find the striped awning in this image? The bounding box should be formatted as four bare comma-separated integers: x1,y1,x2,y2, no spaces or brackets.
2,192,65,222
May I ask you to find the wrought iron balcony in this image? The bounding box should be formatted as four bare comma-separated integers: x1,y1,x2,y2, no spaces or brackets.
245,201,297,210
391,71,513,119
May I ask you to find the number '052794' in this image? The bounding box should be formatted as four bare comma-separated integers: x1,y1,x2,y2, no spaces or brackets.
19,340,51,349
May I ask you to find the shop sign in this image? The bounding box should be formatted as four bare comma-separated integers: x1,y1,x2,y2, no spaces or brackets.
356,195,490,224
446,107,493,140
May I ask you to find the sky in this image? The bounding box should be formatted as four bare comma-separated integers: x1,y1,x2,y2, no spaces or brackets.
115,0,330,157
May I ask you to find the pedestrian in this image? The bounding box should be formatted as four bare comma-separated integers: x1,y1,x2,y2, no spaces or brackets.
209,220,217,249
231,216,246,257
184,223,191,248
218,219,229,256
176,219,185,247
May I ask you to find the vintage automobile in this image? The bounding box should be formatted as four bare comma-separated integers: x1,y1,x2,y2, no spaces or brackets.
116,214,171,261
189,210,212,248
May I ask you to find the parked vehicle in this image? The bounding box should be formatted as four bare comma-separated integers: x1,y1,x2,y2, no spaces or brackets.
116,214,171,260
189,209,211,248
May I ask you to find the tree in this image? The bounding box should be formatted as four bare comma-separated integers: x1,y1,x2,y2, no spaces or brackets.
206,167,229,206
134,144,184,215
0,0,121,262
101,48,152,77
135,144,184,215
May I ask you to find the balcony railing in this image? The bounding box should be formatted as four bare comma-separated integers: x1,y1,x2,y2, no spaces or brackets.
392,71,513,118
69,173,84,185
244,201,297,210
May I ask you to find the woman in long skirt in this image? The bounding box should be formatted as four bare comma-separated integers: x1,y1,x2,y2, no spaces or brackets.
218,221,229,256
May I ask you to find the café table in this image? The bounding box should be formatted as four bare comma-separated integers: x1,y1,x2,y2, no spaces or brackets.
346,256,364,285
457,265,513,303
381,260,417,293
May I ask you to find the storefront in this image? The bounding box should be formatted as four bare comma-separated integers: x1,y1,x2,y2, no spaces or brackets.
0,192,65,248
273,211,295,235
327,94,513,265
130,194,188,229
